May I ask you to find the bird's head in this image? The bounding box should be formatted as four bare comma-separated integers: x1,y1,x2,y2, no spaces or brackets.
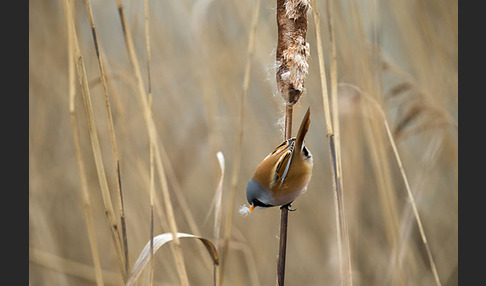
246,179,274,212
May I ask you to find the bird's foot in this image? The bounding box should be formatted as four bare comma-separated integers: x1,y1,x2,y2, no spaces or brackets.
280,203,296,211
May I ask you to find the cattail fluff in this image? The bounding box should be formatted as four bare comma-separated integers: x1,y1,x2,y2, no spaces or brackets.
239,205,252,216
276,0,310,106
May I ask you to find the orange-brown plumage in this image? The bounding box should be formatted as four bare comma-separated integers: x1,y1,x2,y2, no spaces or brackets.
246,107,313,211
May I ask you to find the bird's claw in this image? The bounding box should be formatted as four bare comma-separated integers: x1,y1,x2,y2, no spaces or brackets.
280,203,296,211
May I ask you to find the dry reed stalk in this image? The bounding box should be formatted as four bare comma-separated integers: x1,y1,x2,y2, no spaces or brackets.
363,106,406,284
158,144,203,238
131,146,216,280
350,34,405,284
62,1,104,284
190,3,220,156
220,0,260,284
395,135,444,278
214,152,225,243
113,0,189,284
132,99,214,271
348,84,442,286
143,0,155,284
201,151,226,285
325,0,342,187
111,52,206,245
277,201,289,286
284,105,293,140
68,84,105,286
129,126,210,264
149,128,155,286
274,1,310,285
213,151,225,286
276,104,292,286
62,0,127,281
157,142,217,274
83,0,129,275
342,2,406,283
346,0,428,283
310,1,352,285
376,105,442,286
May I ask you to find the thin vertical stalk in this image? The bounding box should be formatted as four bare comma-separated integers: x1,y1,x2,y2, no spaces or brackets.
113,0,189,284
362,95,442,286
310,0,353,284
158,142,215,273
219,0,259,284
326,0,342,184
144,0,155,284
284,105,293,140
277,206,289,286
277,105,293,286
62,1,104,284
275,0,310,283
214,152,225,286
63,0,127,281
345,5,405,273
83,0,129,275
69,107,106,286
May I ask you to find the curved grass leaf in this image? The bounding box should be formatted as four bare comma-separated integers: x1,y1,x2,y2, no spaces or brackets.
126,233,219,286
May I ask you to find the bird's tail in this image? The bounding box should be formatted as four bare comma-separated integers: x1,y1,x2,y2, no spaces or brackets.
294,107,310,154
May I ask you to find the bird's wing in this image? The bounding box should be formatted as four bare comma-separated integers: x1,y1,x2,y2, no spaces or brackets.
272,139,295,188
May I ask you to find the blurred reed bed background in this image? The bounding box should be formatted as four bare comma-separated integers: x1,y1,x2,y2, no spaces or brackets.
29,0,457,285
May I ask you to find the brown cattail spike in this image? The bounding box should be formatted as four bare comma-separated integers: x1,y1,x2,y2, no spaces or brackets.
276,0,310,106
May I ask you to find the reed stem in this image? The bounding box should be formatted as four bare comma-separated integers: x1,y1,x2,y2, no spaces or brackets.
113,0,189,283
275,0,310,282
83,0,129,275
63,0,127,280
310,0,353,284
219,1,260,284
62,1,104,284
276,105,293,286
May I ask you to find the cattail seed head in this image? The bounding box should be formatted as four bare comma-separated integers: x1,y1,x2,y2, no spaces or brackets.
276,0,310,106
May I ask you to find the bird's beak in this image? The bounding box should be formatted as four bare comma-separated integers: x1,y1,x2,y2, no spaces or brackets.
249,205,255,212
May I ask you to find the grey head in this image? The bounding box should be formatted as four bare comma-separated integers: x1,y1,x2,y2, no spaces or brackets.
246,179,275,208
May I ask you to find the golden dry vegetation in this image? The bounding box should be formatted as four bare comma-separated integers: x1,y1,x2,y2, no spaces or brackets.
29,0,457,285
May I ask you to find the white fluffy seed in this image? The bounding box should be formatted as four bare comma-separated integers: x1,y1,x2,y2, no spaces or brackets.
238,205,252,216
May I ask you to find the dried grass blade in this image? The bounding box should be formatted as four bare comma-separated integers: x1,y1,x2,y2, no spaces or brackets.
220,0,259,283
143,0,155,284
310,1,353,284
380,107,442,286
325,0,342,183
214,152,225,241
83,0,129,275
113,0,189,284
126,233,220,286
357,86,442,286
62,1,104,284
63,0,126,280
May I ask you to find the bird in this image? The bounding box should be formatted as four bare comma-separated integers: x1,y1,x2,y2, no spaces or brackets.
245,107,313,212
